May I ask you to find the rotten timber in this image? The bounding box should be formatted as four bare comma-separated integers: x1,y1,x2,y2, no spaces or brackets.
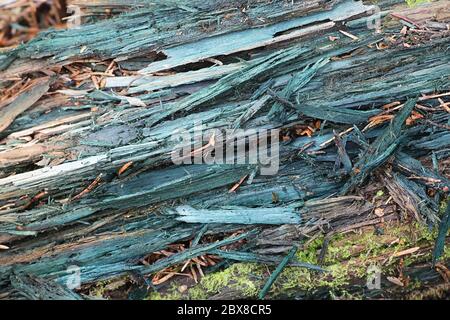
0,0,449,299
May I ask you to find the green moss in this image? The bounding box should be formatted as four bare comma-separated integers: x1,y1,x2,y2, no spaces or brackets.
88,278,127,298
200,267,234,293
273,237,359,296
439,197,449,214
375,190,385,198
186,262,265,299
88,280,109,298
164,218,446,299
443,245,450,259
326,231,388,265
317,264,350,289
274,220,443,297
87,275,132,299
146,282,184,300
231,277,260,297
188,286,209,300
295,236,323,264
414,222,436,242
274,261,354,298
145,281,187,300
326,238,357,262
405,0,431,7
278,267,314,292
331,289,363,300
407,278,423,291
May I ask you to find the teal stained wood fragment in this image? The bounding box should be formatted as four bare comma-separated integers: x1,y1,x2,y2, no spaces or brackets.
148,45,312,125
341,98,417,194
433,201,450,266
388,173,439,224
10,272,83,300
394,152,450,190
268,58,330,121
259,246,298,299
175,206,301,225
192,224,208,247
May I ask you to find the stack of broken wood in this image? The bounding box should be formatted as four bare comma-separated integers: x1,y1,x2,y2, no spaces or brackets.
0,0,449,299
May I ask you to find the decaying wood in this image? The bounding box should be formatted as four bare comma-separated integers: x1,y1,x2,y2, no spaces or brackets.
9,272,83,300
0,77,50,133
0,0,449,299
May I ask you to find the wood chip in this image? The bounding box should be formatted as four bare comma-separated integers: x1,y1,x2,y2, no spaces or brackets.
124,96,147,107
387,276,404,287
0,78,50,133
391,247,420,258
339,30,359,40
152,272,176,285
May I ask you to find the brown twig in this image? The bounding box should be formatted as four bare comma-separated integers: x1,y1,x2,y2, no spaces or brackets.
22,190,48,210
229,175,248,193
118,161,133,176
390,13,421,28
71,174,103,202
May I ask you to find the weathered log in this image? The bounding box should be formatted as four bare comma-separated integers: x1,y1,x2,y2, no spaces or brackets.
0,0,449,299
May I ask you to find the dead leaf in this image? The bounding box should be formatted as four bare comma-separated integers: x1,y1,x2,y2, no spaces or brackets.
387,276,404,286
400,26,408,35
374,208,384,217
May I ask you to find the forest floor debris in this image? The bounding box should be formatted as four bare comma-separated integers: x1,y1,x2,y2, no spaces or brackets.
0,0,449,300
